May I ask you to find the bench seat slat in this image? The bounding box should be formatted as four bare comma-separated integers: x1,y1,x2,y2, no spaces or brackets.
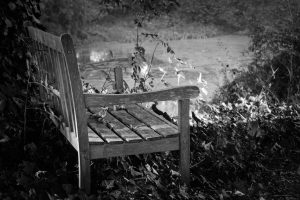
88,107,143,143
88,127,104,144
126,104,178,138
109,110,162,141
88,117,123,144
104,114,143,142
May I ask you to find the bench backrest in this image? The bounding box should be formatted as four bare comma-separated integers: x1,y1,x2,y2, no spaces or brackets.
27,27,89,151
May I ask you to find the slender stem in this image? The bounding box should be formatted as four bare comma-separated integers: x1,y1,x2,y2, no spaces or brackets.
23,76,30,144
286,0,294,24
136,25,139,47
28,81,48,90
150,42,160,65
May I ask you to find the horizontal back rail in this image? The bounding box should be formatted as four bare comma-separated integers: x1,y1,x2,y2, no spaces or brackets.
85,85,199,107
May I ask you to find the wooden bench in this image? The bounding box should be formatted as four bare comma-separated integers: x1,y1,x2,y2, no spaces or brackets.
27,26,200,193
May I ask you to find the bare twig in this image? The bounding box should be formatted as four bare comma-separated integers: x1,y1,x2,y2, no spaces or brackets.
150,42,160,66
23,75,30,144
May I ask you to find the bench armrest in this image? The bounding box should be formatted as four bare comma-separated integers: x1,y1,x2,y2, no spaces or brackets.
84,85,199,107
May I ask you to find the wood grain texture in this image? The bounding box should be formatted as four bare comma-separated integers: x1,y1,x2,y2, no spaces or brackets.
110,110,162,140
88,127,104,144
88,117,123,144
59,52,77,132
89,107,143,143
126,104,178,138
178,99,190,185
85,85,200,107
35,41,47,101
90,137,179,159
136,104,178,130
61,34,91,193
28,27,63,52
114,67,124,93
54,51,72,129
57,122,78,151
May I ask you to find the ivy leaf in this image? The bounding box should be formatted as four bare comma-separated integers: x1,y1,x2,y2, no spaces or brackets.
5,18,12,28
179,185,189,199
171,170,180,177
21,161,36,175
17,173,33,188
110,190,121,199
8,2,16,10
130,167,143,177
145,164,151,171
102,180,115,189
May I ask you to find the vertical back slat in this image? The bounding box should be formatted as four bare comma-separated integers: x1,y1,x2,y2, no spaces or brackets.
43,45,52,84
53,50,71,129
58,52,76,132
114,67,124,93
47,48,59,114
35,41,46,100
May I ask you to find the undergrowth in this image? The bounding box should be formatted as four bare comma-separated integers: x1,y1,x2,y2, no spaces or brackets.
1,1,300,200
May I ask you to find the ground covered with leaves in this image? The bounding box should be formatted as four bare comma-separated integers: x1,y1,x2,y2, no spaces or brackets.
1,0,300,199
1,96,300,200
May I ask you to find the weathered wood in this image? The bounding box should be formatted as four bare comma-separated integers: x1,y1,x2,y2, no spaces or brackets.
90,137,179,159
85,86,200,107
28,27,63,52
58,52,76,132
35,41,47,101
136,104,178,130
178,99,190,185
126,104,178,138
89,107,143,142
48,49,61,115
43,45,51,87
88,127,104,144
61,34,91,193
58,123,78,151
114,67,124,93
110,110,162,140
46,48,53,86
28,26,199,194
53,51,71,128
104,113,143,142
88,117,123,144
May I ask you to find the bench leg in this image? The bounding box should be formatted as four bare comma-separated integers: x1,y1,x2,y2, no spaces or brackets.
178,99,190,185
78,151,91,193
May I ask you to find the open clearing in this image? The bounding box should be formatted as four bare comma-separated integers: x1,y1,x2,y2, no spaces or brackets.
78,35,252,101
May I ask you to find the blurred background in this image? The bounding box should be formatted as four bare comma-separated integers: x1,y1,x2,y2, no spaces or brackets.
39,0,300,102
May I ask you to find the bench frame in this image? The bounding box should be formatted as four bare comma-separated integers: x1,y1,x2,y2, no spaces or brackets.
27,26,199,193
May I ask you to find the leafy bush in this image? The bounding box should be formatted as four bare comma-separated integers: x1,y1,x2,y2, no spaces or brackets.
213,1,300,104
190,96,300,199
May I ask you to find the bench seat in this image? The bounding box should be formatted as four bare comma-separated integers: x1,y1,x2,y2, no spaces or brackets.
87,104,179,159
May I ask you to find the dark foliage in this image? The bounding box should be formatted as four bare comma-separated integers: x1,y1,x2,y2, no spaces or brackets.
1,0,300,199
0,0,40,144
